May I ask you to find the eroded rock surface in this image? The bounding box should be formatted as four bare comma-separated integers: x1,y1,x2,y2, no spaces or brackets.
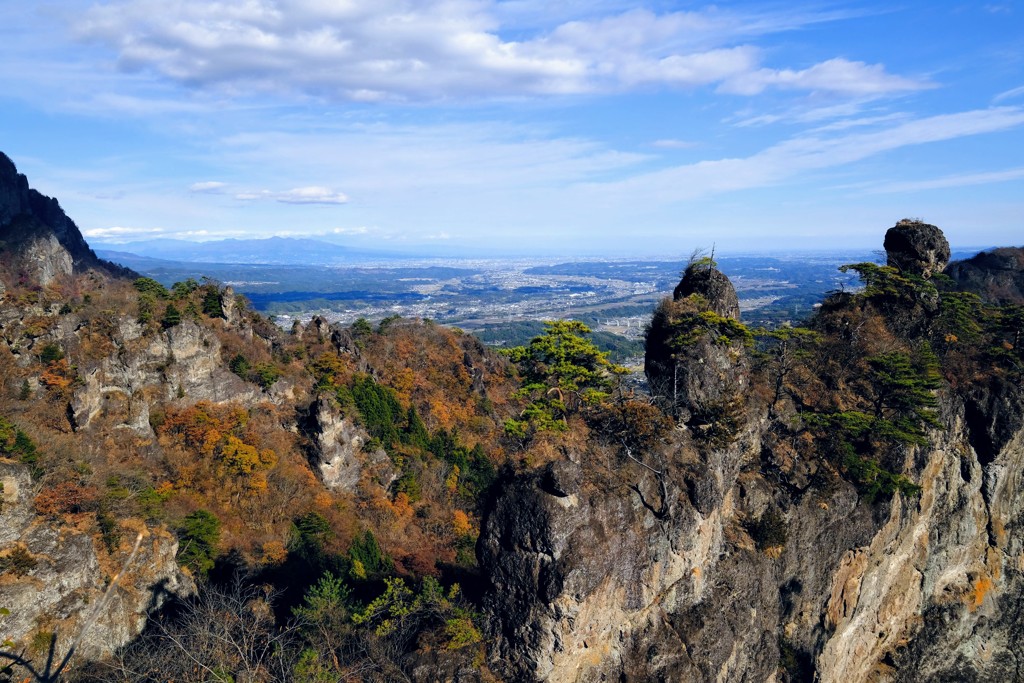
645,264,749,423
304,396,393,491
480,223,1024,683
884,219,951,278
673,260,741,320
0,461,192,661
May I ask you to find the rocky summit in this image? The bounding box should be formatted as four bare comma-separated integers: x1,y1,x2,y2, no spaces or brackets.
0,153,134,286
1,155,1024,683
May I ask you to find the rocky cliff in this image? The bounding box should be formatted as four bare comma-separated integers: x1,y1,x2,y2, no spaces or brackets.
0,152,134,285
946,246,1024,305
0,460,192,662
478,221,1024,682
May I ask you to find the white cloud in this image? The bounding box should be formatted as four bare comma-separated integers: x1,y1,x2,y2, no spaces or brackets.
189,181,227,192
331,226,370,234
994,84,1024,103
234,191,270,201
83,225,164,239
211,121,650,193
74,2,927,101
721,58,933,97
278,186,349,204
652,139,698,149
233,186,349,204
808,112,911,133
732,101,880,128
579,107,1024,202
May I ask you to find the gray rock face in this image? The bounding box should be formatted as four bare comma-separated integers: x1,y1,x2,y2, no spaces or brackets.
884,219,951,278
0,152,134,286
70,320,263,432
945,246,1024,306
646,266,749,421
0,462,192,661
0,460,34,545
305,396,393,491
19,233,73,285
479,387,1024,682
673,262,741,320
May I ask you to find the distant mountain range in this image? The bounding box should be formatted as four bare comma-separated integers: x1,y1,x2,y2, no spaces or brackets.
93,236,408,265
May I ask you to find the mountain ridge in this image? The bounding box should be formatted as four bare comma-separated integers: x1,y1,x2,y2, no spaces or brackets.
0,153,135,285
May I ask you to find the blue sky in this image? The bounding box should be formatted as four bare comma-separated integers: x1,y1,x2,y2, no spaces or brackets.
1,1,1022,256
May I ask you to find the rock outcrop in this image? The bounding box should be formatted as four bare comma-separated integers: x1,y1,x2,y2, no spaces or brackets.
65,319,264,432
480,222,1024,682
0,152,134,286
0,461,192,661
672,260,741,319
645,261,749,423
304,396,393,491
946,246,1024,305
883,219,951,278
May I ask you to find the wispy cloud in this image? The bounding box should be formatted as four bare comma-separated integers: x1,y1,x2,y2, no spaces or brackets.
720,58,932,96
235,186,349,205
73,2,927,101
186,179,349,204
856,167,1024,194
83,225,164,239
277,187,349,204
994,84,1024,103
581,107,1024,202
652,139,698,149
211,121,650,193
189,181,227,193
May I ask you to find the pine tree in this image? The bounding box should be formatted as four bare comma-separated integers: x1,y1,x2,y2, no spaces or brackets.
162,303,182,329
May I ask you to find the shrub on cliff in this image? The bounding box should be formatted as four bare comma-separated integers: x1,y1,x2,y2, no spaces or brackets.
503,320,626,439
177,509,221,577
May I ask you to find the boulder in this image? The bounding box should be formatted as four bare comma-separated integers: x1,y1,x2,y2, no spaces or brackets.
883,219,950,278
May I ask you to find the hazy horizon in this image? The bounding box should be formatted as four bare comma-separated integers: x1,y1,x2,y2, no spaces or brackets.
89,233,996,264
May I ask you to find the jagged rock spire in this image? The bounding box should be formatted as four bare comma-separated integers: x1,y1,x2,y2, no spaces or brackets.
673,259,741,320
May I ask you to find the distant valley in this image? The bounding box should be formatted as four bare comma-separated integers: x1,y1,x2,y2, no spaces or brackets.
95,237,957,354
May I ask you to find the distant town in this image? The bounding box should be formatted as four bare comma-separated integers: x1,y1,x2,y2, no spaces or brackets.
100,244,910,363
